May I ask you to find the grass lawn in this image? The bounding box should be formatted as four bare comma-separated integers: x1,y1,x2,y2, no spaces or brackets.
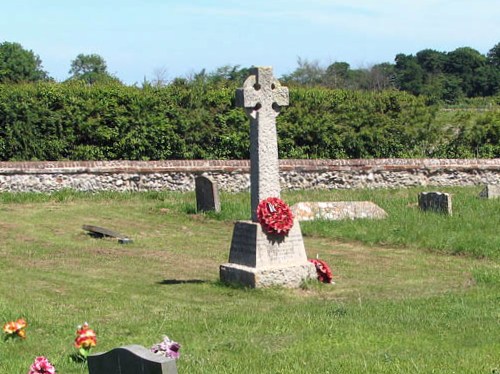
0,187,499,373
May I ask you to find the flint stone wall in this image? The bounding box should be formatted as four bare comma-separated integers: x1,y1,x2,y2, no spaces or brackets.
0,159,499,193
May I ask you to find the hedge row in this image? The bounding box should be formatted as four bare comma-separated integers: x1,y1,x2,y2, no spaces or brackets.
0,81,498,161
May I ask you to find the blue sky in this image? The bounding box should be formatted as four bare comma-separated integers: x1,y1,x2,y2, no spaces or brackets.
2,0,499,84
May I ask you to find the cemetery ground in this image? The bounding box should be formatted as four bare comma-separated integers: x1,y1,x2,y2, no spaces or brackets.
0,186,499,373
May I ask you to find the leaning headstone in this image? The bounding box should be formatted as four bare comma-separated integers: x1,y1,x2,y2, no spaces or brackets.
195,175,221,212
219,67,316,288
478,184,500,199
292,201,387,221
88,345,177,374
418,192,452,215
82,225,133,244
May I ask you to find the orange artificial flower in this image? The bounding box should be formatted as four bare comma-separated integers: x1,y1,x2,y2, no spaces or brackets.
3,318,27,338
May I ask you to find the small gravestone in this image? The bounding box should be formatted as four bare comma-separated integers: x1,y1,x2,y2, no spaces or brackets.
195,175,221,213
292,201,387,221
82,225,133,244
418,192,452,215
88,345,177,374
219,67,316,288
479,184,500,199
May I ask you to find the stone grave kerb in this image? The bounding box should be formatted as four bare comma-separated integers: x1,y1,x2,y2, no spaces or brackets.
235,66,289,221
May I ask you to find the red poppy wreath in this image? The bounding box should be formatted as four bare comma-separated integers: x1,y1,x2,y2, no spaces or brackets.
308,258,334,283
256,197,294,236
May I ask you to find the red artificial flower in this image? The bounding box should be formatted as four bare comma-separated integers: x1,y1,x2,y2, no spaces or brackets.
74,322,97,350
309,259,334,283
256,197,294,236
3,318,27,338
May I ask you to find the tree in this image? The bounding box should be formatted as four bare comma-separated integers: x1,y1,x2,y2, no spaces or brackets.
473,65,500,96
416,49,447,74
281,57,325,86
394,53,425,94
325,62,350,88
367,63,396,91
207,65,251,85
0,41,49,83
487,42,500,67
68,53,120,84
445,47,486,96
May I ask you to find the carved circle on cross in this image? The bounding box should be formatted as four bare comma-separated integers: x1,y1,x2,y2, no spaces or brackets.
236,68,289,120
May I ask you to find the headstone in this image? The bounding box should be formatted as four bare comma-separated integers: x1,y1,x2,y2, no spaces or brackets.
88,345,177,374
418,192,452,215
82,225,133,244
292,201,387,221
220,67,316,288
479,184,500,199
195,175,221,212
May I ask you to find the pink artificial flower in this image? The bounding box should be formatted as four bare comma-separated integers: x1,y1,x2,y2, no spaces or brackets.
28,356,56,374
151,336,181,359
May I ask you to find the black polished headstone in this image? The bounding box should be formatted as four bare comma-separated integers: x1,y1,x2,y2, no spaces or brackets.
88,345,177,374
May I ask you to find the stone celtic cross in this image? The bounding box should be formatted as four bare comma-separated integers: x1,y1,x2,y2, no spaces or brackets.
220,68,315,288
236,67,289,221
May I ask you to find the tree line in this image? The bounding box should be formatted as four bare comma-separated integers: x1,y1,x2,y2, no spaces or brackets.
1,40,499,103
0,40,498,161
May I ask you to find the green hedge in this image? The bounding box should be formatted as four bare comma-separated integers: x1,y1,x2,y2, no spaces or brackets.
0,81,498,160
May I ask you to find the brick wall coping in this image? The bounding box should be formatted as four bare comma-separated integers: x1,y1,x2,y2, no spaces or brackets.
0,159,499,175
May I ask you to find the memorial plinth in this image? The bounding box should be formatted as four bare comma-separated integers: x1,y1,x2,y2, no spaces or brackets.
220,219,315,288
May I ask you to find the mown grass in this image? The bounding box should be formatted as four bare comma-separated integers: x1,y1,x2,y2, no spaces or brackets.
0,188,499,373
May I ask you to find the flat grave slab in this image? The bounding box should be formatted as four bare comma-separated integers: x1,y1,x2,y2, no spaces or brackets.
291,201,387,221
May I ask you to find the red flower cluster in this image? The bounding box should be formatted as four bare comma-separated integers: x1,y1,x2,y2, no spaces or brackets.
309,259,334,283
3,318,27,339
256,197,294,236
74,322,97,350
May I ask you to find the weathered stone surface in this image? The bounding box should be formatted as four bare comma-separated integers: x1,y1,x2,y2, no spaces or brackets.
220,67,314,288
88,345,177,374
236,66,289,222
479,184,500,199
227,219,310,268
220,262,316,289
195,175,221,212
418,192,452,215
291,201,387,221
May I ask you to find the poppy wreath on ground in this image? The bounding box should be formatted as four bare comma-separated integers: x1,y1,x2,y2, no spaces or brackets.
256,197,294,236
308,259,334,283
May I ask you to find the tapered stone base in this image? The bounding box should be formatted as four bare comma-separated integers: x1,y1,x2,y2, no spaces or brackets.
219,219,316,288
220,262,316,288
